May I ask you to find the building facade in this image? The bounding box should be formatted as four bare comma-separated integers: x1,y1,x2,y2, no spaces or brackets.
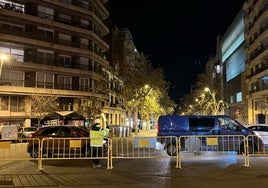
0,0,126,127
209,0,268,124
107,25,144,129
244,0,268,124
220,9,247,124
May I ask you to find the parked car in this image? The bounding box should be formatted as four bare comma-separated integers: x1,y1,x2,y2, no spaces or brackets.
246,124,268,145
157,115,264,156
27,125,107,158
18,127,38,138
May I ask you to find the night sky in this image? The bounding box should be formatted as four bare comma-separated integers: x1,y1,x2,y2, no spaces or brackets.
106,0,245,103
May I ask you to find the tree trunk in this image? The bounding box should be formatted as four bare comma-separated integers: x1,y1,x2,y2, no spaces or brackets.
133,110,139,134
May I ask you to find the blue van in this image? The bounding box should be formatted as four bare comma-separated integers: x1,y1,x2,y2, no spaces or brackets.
157,115,264,156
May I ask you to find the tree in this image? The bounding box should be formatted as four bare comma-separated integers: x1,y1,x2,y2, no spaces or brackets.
117,53,175,133
202,88,228,115
76,97,103,128
176,72,229,116
25,95,59,127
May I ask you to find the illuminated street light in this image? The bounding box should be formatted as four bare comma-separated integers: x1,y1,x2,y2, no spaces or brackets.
0,53,8,77
204,87,210,93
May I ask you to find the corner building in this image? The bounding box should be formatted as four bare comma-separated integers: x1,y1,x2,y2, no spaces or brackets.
0,0,125,127
243,0,268,124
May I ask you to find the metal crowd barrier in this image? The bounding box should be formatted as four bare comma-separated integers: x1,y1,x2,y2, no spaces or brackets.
0,138,110,170
0,139,38,161
110,136,179,169
109,134,265,169
0,134,266,170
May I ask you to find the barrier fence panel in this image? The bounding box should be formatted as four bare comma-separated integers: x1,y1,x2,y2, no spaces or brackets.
177,135,258,168
247,135,266,156
0,139,39,161
37,137,110,170
0,134,267,170
110,136,179,169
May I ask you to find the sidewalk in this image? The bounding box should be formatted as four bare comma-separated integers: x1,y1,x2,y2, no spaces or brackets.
132,128,157,137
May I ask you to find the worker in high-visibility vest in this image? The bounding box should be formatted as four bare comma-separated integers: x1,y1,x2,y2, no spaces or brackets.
90,118,109,168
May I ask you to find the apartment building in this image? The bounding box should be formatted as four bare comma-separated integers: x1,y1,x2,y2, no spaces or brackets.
107,25,143,129
0,0,125,127
244,0,268,124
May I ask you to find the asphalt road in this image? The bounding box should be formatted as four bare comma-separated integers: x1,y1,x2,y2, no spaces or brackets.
0,156,268,188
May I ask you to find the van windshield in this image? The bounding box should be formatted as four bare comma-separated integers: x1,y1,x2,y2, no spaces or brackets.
189,118,214,132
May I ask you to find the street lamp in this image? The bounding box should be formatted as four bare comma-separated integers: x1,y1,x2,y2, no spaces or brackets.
0,53,8,77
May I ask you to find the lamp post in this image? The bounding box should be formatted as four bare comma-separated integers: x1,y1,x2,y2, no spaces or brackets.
0,53,8,76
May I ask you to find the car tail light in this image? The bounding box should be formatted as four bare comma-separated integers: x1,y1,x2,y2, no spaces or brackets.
28,134,33,138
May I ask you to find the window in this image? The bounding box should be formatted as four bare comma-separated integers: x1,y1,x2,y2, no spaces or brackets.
58,127,72,137
236,92,242,102
58,13,71,24
0,46,24,62
255,100,266,111
38,5,54,20
189,118,215,132
230,95,235,104
58,55,71,67
0,96,8,110
10,96,24,112
58,33,71,41
218,117,241,132
79,57,89,70
0,71,23,86
78,0,90,9
80,77,91,91
81,99,92,106
37,27,54,41
60,0,72,3
261,75,268,89
81,19,89,28
58,97,73,111
81,38,89,49
42,127,59,136
58,76,71,90
81,38,88,45
36,72,54,88
36,50,54,61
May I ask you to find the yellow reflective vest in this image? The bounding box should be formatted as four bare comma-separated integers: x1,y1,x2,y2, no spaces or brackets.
90,129,109,147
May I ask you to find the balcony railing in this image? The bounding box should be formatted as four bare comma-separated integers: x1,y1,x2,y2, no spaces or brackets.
247,83,268,95
0,78,107,96
246,63,268,79
0,2,24,13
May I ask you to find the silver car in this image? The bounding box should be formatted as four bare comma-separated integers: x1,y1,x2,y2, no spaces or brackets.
18,127,38,138
246,124,268,145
